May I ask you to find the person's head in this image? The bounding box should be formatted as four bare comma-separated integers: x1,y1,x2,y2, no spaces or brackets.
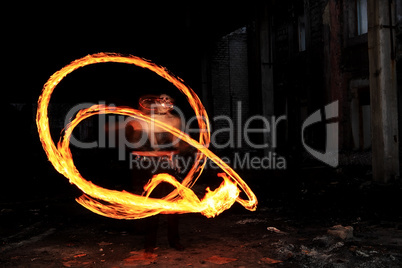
139,94,174,114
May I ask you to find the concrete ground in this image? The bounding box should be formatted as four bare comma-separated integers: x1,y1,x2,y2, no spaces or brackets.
2,165,402,267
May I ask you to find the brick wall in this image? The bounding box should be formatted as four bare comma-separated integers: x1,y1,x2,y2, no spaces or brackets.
210,27,250,151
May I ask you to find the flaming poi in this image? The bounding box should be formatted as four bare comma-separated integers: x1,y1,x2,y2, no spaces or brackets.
36,52,257,220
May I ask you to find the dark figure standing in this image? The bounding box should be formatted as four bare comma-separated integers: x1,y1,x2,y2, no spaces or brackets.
127,94,185,253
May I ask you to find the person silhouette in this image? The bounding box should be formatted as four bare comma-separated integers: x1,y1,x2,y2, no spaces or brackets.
128,94,185,252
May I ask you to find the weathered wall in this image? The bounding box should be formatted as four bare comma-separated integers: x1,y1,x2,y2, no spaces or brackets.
210,27,250,151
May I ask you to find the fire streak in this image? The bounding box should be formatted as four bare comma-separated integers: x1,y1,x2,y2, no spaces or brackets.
36,53,257,219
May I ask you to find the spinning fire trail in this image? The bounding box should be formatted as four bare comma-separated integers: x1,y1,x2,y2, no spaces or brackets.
36,53,257,220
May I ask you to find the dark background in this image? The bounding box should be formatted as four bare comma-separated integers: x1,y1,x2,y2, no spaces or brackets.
3,2,257,202
5,3,253,103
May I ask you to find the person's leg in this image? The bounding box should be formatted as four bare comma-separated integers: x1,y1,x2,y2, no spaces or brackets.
131,156,158,252
144,215,159,253
167,214,184,250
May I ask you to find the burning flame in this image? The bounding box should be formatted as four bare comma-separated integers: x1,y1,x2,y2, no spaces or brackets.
36,53,257,219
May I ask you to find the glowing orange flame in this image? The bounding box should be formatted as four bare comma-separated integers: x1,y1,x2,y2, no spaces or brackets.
36,53,257,219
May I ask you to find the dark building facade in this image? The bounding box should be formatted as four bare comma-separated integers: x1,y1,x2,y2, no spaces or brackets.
201,0,402,180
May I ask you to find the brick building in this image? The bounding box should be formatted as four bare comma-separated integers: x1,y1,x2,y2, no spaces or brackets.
206,27,250,152
201,0,402,180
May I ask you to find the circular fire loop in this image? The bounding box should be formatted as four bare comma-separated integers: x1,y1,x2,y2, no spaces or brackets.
36,53,257,219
